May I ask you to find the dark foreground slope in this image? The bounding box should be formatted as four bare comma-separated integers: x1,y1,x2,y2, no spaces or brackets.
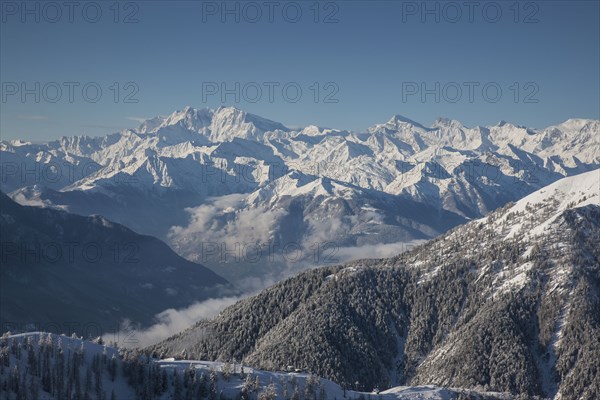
150,170,600,399
0,192,228,336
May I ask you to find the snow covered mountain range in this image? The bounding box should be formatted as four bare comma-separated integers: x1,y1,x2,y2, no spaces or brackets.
2,106,598,281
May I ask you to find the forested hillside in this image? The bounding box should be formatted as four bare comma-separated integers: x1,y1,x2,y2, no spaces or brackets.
150,171,600,399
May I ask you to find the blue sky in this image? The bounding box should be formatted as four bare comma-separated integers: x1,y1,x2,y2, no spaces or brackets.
1,0,599,141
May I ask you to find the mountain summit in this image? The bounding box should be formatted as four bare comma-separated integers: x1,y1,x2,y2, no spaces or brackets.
136,106,289,142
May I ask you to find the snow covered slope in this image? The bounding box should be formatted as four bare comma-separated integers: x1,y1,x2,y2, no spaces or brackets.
0,332,509,400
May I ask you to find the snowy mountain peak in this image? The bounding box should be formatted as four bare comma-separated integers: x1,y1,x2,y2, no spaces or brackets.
299,125,326,136
552,117,599,132
432,117,463,129
135,106,290,143
386,114,426,129
367,114,427,135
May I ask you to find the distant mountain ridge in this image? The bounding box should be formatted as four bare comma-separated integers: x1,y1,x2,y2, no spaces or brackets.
2,107,598,280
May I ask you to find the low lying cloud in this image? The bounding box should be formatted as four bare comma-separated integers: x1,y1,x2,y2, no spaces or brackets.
104,296,243,348
168,193,288,262
335,240,425,262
